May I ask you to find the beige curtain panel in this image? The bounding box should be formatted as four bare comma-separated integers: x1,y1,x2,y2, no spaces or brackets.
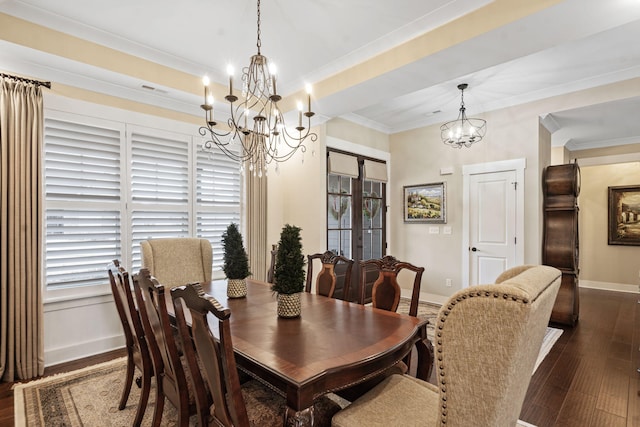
0,77,45,381
246,168,268,282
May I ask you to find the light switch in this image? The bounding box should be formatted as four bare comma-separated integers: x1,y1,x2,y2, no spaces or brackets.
443,226,452,235
440,166,454,175
429,226,440,234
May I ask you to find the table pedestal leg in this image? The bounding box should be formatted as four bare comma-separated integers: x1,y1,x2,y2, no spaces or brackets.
415,338,434,381
284,405,314,427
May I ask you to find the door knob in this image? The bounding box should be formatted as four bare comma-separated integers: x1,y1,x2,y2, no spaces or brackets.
471,247,478,252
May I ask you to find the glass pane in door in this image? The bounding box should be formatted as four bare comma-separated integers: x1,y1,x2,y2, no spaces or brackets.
362,180,383,260
328,174,352,258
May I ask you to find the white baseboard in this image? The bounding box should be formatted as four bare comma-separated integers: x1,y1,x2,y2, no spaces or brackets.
579,279,639,294
45,334,125,367
401,289,449,306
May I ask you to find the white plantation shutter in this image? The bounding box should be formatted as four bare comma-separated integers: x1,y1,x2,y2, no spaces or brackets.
130,128,191,270
43,107,242,291
196,147,241,275
44,116,124,289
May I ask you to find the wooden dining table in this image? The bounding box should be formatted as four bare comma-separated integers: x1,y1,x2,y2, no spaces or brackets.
172,278,432,427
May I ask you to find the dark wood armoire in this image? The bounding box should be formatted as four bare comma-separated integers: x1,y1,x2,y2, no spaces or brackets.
542,163,580,326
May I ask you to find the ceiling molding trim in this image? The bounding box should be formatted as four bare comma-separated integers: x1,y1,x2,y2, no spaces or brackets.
565,135,640,151
338,113,392,135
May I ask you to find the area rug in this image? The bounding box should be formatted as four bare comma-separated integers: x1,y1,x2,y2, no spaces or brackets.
13,357,173,426
14,301,561,427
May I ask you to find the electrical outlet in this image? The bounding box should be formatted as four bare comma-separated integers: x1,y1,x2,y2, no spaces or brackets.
445,278,452,287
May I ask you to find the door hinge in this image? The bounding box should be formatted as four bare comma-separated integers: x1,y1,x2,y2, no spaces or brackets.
514,237,517,244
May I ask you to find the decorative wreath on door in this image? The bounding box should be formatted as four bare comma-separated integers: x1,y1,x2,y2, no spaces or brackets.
363,192,381,220
329,194,349,221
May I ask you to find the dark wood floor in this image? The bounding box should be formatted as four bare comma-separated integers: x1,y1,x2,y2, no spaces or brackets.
1,287,638,426
519,287,640,427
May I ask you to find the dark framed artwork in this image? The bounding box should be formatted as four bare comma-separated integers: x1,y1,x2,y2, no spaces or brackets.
403,182,446,223
608,185,640,246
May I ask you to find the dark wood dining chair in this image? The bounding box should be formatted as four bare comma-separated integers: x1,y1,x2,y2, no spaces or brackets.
305,251,354,301
171,283,284,426
359,255,424,316
266,244,278,284
357,255,431,379
133,267,199,427
107,260,153,427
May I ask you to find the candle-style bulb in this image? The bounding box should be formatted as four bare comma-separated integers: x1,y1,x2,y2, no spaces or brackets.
305,83,312,113
297,101,303,128
202,75,210,105
269,63,277,94
226,65,234,97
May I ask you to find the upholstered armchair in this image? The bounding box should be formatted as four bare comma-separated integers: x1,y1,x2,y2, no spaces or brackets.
140,237,212,287
332,264,562,427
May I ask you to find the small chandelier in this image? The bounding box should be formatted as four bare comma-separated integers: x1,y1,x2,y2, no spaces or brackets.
199,0,316,177
440,83,486,148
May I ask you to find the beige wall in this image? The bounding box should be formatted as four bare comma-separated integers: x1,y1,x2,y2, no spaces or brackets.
325,118,390,152
390,104,543,296
266,125,328,260
578,162,640,287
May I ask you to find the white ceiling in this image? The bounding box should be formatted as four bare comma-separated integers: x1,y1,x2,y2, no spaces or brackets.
2,0,640,149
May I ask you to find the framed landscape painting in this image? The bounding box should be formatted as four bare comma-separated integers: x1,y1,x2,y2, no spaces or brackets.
404,182,446,223
608,185,640,246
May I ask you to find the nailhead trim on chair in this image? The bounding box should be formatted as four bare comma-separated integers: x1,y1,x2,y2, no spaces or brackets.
436,290,530,426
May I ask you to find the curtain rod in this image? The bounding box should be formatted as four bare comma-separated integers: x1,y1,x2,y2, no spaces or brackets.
0,72,51,89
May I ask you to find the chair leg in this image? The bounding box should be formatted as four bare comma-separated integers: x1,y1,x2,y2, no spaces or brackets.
177,394,191,427
133,369,152,427
118,356,135,410
152,380,165,427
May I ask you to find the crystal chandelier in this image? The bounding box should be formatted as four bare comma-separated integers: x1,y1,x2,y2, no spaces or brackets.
199,0,316,177
440,83,486,148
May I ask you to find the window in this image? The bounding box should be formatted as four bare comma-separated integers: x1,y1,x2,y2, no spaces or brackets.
43,107,241,297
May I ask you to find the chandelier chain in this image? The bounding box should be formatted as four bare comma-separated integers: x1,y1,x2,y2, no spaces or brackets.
256,0,262,54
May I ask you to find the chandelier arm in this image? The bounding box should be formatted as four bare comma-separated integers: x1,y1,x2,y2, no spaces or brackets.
200,127,248,162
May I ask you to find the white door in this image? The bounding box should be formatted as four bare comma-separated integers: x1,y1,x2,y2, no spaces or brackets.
469,170,517,285
462,157,527,286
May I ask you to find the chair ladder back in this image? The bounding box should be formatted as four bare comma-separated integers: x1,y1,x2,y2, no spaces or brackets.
107,260,154,425
133,268,192,426
266,244,278,284
360,256,425,317
306,251,354,300
371,270,402,312
108,261,135,349
395,261,424,317
172,284,251,427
